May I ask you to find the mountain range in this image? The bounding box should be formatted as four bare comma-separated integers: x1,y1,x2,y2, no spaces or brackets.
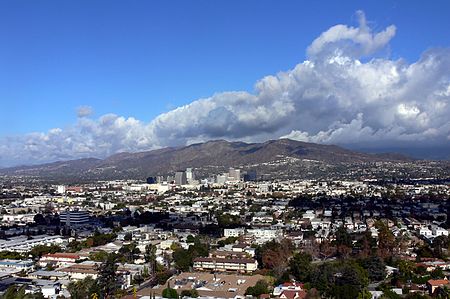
1,139,447,183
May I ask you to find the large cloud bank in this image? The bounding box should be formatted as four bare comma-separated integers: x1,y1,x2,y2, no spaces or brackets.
1,11,450,166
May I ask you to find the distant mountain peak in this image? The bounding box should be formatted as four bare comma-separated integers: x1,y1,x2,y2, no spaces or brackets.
0,138,434,183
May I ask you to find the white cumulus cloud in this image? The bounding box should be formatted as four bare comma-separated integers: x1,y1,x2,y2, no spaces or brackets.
307,10,396,59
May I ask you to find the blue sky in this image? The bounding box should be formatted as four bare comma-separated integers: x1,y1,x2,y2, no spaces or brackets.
1,0,449,135
1,1,450,165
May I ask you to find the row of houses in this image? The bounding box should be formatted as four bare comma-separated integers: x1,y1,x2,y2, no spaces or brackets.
0,235,66,253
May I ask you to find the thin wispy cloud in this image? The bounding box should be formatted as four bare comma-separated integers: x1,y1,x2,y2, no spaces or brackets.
1,11,449,166
76,106,94,118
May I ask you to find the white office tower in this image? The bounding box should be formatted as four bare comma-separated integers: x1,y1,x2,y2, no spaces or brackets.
186,168,195,183
228,168,241,181
216,174,227,185
56,185,66,194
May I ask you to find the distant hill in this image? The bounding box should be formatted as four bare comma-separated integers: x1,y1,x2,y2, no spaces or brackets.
0,138,424,183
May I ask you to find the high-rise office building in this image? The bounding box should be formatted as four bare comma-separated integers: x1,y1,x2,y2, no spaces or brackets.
216,174,227,184
186,168,195,183
244,170,257,182
146,176,157,184
60,210,90,227
228,167,241,181
175,171,187,185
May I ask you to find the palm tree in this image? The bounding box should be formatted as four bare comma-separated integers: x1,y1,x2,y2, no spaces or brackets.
145,244,157,276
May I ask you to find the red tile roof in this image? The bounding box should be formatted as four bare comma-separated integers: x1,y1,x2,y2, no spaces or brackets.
280,290,307,299
427,279,449,286
42,253,80,259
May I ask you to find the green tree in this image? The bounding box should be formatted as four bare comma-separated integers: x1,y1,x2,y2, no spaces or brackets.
415,245,434,259
430,267,444,279
29,244,61,259
172,247,192,271
2,285,45,299
67,276,97,299
89,251,109,262
96,253,120,298
123,232,133,241
189,237,209,258
245,280,269,297
398,260,416,280
357,289,372,299
180,289,199,298
142,266,150,278
216,213,241,228
380,289,401,299
156,269,174,285
289,252,313,282
361,256,386,282
66,240,83,252
335,226,352,247
144,244,157,275
375,221,396,258
217,236,238,247
332,262,369,299
311,260,369,299
432,236,449,258
335,226,353,258
3,285,25,299
172,238,209,271
119,242,140,263
162,287,178,298
144,244,157,263
0,251,24,259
